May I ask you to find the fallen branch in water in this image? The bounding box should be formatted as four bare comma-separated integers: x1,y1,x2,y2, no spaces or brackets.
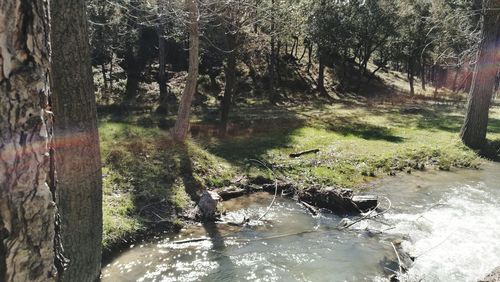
170,230,320,245
249,230,318,241
391,242,403,274
173,237,211,244
300,200,319,216
247,159,278,222
339,196,392,230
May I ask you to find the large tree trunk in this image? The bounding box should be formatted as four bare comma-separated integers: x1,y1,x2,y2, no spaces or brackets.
460,0,500,150
172,0,199,141
220,33,237,135
0,1,63,281
50,0,103,281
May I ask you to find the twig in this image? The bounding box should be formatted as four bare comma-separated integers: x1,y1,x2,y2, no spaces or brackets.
391,242,403,274
414,233,453,259
138,199,166,215
339,196,392,230
247,159,279,222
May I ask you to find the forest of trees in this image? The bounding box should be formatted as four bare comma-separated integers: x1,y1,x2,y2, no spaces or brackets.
0,0,499,281
85,0,499,141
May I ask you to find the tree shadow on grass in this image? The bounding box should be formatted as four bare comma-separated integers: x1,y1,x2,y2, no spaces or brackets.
324,116,404,143
415,114,464,132
176,142,203,203
201,117,306,165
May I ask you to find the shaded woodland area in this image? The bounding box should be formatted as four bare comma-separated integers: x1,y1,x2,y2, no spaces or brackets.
1,0,500,281
88,0,499,146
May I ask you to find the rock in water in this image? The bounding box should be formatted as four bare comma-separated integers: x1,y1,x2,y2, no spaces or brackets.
480,266,500,282
198,191,221,220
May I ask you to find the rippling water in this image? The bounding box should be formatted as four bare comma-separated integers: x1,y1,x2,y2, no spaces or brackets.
101,163,500,282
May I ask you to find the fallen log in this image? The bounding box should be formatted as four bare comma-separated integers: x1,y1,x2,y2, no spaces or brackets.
217,186,248,200
298,186,378,215
300,200,319,216
289,149,320,158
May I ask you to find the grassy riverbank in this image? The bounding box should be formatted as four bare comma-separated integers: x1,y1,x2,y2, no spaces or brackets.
100,96,500,251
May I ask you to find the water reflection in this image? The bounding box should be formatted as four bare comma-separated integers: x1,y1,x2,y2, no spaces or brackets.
102,163,500,282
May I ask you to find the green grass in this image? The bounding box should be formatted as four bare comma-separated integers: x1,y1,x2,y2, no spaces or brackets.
205,101,493,188
100,122,237,250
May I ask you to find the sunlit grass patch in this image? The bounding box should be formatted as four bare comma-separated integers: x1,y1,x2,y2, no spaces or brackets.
100,122,237,250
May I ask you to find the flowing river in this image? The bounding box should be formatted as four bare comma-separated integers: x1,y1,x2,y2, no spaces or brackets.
101,162,500,282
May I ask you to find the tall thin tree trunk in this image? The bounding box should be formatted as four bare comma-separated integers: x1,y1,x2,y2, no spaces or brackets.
276,40,282,83
172,0,200,141
124,68,141,106
421,59,426,91
220,33,237,135
408,57,415,95
0,1,64,281
158,25,168,108
317,52,326,94
452,65,460,93
307,44,313,72
269,0,277,103
299,39,308,62
50,0,103,281
460,0,500,150
110,58,114,94
102,63,108,90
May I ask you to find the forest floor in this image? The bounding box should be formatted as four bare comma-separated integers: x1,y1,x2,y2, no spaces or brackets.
98,64,500,254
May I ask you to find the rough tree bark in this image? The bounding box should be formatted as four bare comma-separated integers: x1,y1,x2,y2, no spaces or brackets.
0,1,63,281
172,0,199,141
460,0,500,150
50,0,103,281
